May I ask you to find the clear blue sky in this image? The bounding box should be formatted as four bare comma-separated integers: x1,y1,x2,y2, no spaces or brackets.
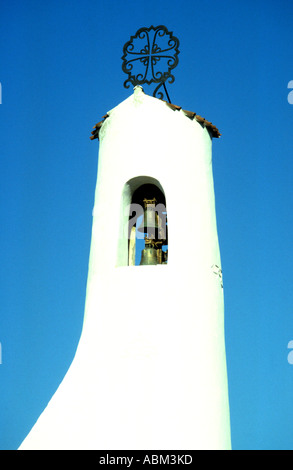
1,0,293,450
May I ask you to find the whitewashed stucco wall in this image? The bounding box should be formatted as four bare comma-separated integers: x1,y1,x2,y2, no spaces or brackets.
19,87,231,450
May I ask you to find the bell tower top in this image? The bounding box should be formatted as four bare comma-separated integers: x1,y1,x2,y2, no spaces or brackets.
90,86,221,142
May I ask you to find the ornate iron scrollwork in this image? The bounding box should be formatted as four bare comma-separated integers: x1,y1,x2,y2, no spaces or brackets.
122,25,180,103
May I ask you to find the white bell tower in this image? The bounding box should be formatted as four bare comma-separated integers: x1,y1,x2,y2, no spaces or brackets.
19,86,231,450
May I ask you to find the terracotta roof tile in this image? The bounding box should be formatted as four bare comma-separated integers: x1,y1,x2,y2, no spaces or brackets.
90,114,109,140
165,100,221,138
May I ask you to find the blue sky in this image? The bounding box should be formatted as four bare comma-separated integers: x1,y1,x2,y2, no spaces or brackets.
1,0,293,450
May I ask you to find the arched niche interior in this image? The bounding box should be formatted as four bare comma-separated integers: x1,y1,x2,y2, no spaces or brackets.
116,176,168,267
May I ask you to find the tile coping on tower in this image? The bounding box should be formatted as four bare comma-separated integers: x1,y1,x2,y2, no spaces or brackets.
90,93,221,141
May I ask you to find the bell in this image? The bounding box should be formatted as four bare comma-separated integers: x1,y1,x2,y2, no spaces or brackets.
137,208,159,238
139,246,158,266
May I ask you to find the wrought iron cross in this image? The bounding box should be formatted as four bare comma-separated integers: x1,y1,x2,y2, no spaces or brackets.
122,25,180,103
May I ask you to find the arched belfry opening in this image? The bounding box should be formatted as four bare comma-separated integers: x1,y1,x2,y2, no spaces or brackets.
117,176,168,267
